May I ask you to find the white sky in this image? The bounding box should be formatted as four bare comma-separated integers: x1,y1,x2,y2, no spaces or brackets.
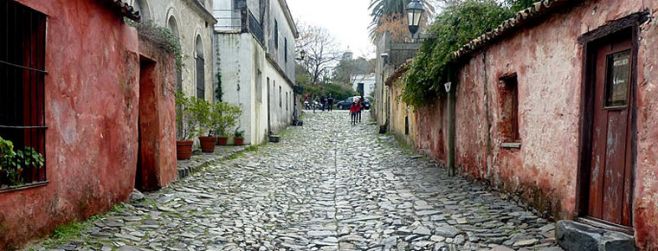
287,0,375,59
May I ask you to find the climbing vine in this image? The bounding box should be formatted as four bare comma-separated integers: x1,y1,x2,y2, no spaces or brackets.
402,0,515,107
126,19,184,69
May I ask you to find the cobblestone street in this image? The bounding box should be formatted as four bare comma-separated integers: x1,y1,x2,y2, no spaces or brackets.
35,111,560,251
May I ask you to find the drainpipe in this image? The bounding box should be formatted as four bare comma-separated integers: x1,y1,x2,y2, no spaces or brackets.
446,74,456,177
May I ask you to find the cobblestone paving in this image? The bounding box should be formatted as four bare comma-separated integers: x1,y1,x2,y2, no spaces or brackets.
35,112,561,251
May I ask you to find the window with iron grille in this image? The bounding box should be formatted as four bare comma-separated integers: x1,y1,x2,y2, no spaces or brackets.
0,1,48,188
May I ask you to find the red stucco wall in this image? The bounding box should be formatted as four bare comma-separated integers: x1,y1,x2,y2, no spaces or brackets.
137,37,178,191
409,0,658,249
0,0,177,249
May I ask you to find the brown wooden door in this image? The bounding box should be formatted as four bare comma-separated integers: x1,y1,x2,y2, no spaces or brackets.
586,35,634,226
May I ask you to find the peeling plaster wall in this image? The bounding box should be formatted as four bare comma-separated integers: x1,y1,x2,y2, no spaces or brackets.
137,36,178,191
0,0,141,249
635,3,658,248
0,1,177,249
404,0,658,249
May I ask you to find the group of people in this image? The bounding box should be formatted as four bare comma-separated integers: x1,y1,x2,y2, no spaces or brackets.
349,97,365,125
304,95,334,113
303,94,366,125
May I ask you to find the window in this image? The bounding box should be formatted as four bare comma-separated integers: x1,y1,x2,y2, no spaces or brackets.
286,92,289,111
279,86,282,108
605,50,631,107
284,38,288,62
498,74,520,143
195,36,205,99
0,1,48,187
256,70,263,103
274,20,279,48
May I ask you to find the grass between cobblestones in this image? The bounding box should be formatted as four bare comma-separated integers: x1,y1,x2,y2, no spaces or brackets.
40,203,127,249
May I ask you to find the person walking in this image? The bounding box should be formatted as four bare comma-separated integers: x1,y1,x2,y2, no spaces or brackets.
349,101,359,125
328,95,334,111
356,97,363,123
320,96,327,111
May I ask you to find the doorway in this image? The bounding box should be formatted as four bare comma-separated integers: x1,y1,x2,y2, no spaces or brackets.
136,57,157,191
580,28,636,228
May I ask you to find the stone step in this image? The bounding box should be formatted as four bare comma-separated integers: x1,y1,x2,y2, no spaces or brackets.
556,220,635,251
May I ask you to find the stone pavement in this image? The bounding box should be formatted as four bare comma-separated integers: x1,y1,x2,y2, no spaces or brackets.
32,111,561,251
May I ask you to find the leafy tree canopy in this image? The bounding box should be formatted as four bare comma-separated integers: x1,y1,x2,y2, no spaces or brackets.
402,0,515,107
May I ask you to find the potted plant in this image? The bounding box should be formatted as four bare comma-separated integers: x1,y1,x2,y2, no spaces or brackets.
175,92,198,160
189,97,216,153
0,136,45,187
233,128,245,146
211,102,241,146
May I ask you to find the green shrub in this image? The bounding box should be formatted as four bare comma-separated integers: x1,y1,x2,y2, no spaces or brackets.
403,0,515,107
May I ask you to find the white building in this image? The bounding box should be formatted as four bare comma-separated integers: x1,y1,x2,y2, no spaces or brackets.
130,0,217,102
352,74,376,98
213,0,298,145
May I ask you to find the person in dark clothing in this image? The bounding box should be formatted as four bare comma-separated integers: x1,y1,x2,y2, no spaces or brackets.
320,96,326,111
357,97,364,123
327,96,334,111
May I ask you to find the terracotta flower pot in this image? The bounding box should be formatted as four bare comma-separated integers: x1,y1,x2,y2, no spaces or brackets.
234,137,244,146
217,136,229,146
176,140,193,160
199,136,217,153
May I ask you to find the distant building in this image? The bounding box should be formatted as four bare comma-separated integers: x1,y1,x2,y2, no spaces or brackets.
352,74,376,98
213,0,298,144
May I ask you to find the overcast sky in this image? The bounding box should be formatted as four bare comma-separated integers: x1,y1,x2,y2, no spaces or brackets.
287,0,375,59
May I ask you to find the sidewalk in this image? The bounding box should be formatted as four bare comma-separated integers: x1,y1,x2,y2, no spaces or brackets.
177,145,247,179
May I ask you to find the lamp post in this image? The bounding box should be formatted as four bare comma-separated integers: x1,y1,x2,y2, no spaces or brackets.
296,50,306,61
406,0,425,40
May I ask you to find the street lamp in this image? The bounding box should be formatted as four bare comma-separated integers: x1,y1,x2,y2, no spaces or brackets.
296,50,306,61
407,0,425,37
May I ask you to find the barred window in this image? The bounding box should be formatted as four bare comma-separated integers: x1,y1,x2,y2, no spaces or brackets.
0,1,48,188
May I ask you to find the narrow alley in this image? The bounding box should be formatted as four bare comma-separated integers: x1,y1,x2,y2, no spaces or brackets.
34,112,558,251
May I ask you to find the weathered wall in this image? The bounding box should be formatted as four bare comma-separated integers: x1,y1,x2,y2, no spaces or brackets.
399,0,658,249
215,32,293,145
455,3,658,249
136,36,178,191
216,33,256,143
266,0,296,80
265,57,295,137
130,0,215,102
389,81,414,146
634,2,658,248
0,0,140,249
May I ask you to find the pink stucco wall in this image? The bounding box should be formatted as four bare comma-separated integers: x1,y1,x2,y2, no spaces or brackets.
0,0,177,249
407,0,658,249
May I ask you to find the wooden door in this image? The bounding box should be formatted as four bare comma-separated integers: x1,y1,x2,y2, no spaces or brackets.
586,35,634,226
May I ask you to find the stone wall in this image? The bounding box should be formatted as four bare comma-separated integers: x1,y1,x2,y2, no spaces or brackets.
390,0,658,249
0,0,175,249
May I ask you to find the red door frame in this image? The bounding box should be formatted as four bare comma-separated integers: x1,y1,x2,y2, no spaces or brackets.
576,13,647,232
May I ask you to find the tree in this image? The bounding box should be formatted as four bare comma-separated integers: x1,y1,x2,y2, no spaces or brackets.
505,0,536,12
333,56,374,85
295,23,342,84
368,0,435,41
403,0,515,106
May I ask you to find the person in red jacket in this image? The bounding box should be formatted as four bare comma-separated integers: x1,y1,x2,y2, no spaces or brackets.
349,101,359,125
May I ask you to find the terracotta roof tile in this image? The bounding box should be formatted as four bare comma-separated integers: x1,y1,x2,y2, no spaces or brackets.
108,0,140,21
